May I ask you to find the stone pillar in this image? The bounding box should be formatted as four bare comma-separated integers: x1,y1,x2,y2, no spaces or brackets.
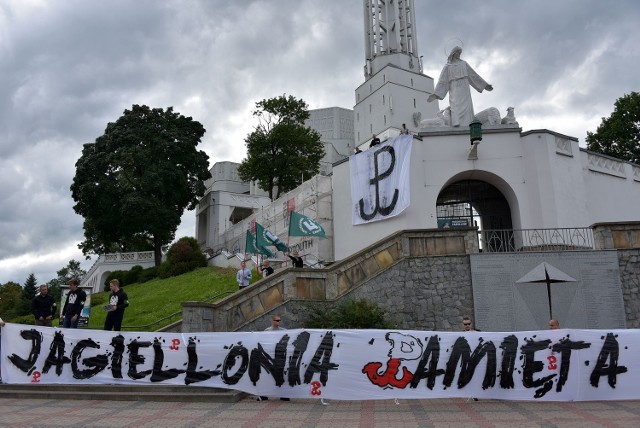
592,222,640,249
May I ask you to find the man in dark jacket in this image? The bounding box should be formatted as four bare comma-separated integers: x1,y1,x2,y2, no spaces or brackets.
288,251,304,268
32,284,57,327
104,279,129,331
60,279,86,329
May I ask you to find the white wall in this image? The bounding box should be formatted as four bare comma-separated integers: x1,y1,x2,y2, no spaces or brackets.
332,129,640,260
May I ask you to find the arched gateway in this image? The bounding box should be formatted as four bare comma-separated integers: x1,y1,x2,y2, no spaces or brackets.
437,174,517,252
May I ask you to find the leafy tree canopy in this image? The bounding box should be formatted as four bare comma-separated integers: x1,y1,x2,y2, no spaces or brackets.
71,105,211,265
0,282,22,319
586,91,640,164
237,94,324,200
46,259,87,306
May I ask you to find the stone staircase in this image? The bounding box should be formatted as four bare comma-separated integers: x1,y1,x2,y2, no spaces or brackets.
0,384,246,403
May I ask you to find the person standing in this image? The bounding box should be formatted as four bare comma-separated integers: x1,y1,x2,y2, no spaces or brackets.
236,261,252,290
32,284,57,327
0,315,4,382
401,123,409,135
369,134,381,148
288,251,304,268
258,314,289,401
257,260,274,278
264,314,286,331
60,278,86,328
462,316,476,332
104,279,129,331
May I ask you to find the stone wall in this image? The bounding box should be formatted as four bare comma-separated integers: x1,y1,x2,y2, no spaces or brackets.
182,224,640,333
618,249,640,328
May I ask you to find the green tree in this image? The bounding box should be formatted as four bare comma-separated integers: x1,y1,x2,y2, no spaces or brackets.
158,236,207,278
71,105,211,266
20,273,38,316
0,282,23,320
237,94,324,200
46,260,87,305
586,91,640,164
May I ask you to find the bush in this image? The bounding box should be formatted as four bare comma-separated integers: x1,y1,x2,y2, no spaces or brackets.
123,265,144,285
137,266,158,283
7,314,36,325
158,237,207,279
304,299,395,329
104,270,127,291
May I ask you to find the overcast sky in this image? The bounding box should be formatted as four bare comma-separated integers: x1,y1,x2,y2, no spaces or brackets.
1,0,639,285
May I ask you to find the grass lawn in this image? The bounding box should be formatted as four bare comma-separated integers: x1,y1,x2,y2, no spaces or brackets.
72,266,248,331
87,266,243,331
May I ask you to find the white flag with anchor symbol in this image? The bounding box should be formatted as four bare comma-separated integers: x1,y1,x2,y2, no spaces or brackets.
349,134,412,225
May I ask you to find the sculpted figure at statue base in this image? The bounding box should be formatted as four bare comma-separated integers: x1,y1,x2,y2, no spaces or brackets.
419,107,451,129
474,107,501,126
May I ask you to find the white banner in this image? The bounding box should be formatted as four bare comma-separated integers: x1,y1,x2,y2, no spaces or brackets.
1,324,638,401
350,135,412,225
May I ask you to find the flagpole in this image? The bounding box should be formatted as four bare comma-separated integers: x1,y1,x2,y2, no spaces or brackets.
286,211,293,268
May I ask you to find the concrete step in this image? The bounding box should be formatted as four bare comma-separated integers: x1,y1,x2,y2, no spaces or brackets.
0,384,247,403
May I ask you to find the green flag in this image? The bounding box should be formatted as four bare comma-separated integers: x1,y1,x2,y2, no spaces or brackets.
245,230,258,254
256,222,288,252
288,211,327,238
246,229,274,257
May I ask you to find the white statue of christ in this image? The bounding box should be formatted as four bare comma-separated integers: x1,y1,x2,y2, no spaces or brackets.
427,46,493,127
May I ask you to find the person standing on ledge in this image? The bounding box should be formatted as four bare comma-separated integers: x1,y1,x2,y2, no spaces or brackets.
369,134,381,148
258,259,274,278
236,260,252,289
428,45,493,127
288,251,304,268
104,279,129,332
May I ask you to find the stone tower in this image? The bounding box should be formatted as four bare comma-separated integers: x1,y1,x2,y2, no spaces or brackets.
354,0,438,146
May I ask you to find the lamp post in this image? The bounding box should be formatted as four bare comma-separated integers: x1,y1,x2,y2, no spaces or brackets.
468,120,482,160
469,120,482,145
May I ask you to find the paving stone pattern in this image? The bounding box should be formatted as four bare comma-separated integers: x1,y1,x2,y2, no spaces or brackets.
1,397,639,427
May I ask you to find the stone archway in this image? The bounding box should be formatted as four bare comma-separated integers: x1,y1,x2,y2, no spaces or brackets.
436,180,513,248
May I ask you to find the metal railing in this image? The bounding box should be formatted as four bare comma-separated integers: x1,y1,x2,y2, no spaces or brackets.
480,227,594,253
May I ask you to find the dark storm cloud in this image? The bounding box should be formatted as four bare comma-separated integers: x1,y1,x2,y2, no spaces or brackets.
1,0,638,284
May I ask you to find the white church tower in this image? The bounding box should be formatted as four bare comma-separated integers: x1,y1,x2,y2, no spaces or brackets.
354,0,439,146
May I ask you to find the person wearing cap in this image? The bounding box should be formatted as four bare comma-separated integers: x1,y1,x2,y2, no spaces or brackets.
104,279,129,331
288,251,304,268
32,284,57,327
60,278,86,328
257,260,274,278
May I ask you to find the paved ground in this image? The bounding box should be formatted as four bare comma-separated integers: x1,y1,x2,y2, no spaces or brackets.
1,397,639,428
